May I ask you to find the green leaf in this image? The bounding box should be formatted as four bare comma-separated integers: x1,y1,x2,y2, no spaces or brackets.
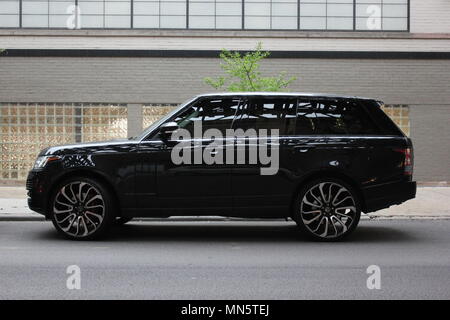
203,42,297,92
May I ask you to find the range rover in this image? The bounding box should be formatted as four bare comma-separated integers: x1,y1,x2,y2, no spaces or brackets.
26,93,416,241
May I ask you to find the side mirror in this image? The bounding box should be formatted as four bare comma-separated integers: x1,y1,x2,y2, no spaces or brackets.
159,122,179,141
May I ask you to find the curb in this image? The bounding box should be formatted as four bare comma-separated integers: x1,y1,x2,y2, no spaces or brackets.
0,216,46,221
1,215,450,222
366,215,450,220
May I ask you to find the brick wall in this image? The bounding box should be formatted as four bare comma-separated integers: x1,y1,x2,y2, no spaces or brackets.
411,0,450,33
1,57,449,105
410,105,450,181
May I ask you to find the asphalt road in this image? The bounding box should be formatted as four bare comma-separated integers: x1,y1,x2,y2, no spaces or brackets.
0,219,449,300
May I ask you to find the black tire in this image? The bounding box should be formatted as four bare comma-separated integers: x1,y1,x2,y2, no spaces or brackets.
50,177,115,240
114,217,133,226
293,178,361,242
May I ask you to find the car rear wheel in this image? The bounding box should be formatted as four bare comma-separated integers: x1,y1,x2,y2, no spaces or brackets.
294,178,361,241
50,177,115,240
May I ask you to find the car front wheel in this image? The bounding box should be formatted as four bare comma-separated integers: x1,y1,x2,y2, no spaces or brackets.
294,178,361,241
50,177,115,240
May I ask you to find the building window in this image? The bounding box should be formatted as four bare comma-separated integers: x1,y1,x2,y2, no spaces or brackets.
79,0,131,28
2,0,410,31
133,0,160,28
22,0,49,28
78,0,104,28
356,0,408,31
189,0,242,29
0,0,20,27
160,0,186,28
381,104,410,136
300,0,353,30
245,0,298,30
0,103,127,181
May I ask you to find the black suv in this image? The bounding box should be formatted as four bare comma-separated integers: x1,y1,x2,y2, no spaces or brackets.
27,93,416,241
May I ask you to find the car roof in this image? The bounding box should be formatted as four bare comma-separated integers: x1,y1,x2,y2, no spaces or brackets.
196,92,376,101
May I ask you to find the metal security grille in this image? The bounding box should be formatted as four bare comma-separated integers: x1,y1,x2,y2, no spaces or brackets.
142,104,178,129
381,104,410,136
0,0,410,31
0,103,127,180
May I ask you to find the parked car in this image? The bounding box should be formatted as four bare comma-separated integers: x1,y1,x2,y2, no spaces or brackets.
27,93,416,241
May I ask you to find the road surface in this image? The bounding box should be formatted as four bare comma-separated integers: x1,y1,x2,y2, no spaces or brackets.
0,219,449,299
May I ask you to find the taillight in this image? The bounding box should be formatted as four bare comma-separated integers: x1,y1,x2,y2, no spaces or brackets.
393,147,413,176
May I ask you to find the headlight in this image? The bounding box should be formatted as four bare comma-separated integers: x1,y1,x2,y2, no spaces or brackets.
33,156,61,169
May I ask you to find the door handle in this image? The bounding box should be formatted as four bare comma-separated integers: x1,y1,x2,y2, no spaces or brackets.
290,145,316,153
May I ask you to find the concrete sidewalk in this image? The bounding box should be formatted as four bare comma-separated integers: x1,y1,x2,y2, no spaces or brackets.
0,186,449,221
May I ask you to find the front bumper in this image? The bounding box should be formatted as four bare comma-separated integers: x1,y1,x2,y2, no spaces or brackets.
362,180,417,213
26,169,52,216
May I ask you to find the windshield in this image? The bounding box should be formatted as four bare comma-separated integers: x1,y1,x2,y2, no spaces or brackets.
135,97,197,141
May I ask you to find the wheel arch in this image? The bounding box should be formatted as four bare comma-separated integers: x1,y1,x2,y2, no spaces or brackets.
45,169,121,219
290,170,366,216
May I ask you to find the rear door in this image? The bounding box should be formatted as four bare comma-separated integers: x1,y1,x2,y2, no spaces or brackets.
286,98,377,185
283,99,332,180
231,96,297,216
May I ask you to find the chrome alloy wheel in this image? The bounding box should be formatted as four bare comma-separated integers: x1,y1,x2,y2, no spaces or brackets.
53,181,105,238
300,182,357,239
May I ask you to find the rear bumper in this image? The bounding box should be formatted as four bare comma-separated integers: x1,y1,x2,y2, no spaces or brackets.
362,180,417,213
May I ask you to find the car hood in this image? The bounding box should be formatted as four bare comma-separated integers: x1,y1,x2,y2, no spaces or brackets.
39,139,139,156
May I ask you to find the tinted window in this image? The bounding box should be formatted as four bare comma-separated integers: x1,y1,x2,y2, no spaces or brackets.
296,99,379,135
235,98,297,135
171,98,240,136
365,101,404,136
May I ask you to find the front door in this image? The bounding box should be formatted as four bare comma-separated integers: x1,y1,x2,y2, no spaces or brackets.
137,97,241,216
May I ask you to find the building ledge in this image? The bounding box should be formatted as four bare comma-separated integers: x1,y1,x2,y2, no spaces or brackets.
1,28,450,40
2,29,449,53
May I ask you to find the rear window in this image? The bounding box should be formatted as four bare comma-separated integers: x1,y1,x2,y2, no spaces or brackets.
295,99,380,135
363,100,405,136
